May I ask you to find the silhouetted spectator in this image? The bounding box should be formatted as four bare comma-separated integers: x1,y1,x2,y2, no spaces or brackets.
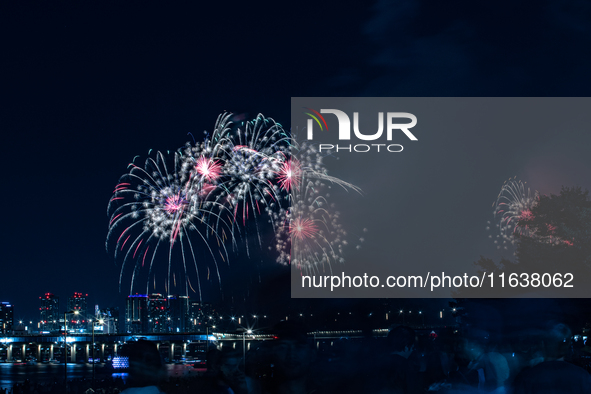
265,320,316,394
380,325,422,394
513,323,591,394
119,340,166,394
199,347,248,394
458,329,509,393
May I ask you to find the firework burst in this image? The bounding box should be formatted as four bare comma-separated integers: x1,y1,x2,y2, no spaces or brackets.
195,157,223,182
277,157,301,192
107,150,234,299
270,141,361,273
214,115,288,223
489,177,538,249
181,114,290,226
108,113,364,296
272,179,348,273
289,217,319,241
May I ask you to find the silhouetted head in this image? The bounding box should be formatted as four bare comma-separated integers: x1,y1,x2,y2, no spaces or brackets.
387,325,416,357
120,340,164,387
544,323,572,360
461,328,491,361
217,347,243,383
271,320,315,380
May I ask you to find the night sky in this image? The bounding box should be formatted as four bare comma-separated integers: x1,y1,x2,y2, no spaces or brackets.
2,1,591,323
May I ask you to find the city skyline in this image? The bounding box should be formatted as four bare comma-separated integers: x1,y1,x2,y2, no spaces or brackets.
2,290,459,334
4,290,591,341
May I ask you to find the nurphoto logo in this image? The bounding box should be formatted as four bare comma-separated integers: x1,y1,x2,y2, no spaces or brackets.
303,108,418,153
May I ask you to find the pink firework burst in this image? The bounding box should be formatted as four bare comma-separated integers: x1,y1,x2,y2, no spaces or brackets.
519,209,534,221
289,217,318,241
277,158,301,192
195,157,222,181
164,193,188,214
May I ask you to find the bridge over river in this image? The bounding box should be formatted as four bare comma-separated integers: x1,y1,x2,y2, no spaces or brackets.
0,327,446,363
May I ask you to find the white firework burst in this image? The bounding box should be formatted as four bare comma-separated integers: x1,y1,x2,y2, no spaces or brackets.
491,177,538,248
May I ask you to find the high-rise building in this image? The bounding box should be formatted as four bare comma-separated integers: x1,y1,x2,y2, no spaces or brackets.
168,295,189,333
67,293,88,330
68,292,87,315
201,302,214,320
148,294,167,333
188,302,218,331
96,306,120,334
39,293,59,331
0,302,14,334
125,294,148,333
188,300,204,332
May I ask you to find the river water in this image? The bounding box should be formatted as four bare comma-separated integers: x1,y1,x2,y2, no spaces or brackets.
0,363,203,390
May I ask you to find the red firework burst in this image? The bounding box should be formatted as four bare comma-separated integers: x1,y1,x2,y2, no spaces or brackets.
277,158,301,192
519,209,534,221
195,157,222,181
289,217,318,240
164,193,187,214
